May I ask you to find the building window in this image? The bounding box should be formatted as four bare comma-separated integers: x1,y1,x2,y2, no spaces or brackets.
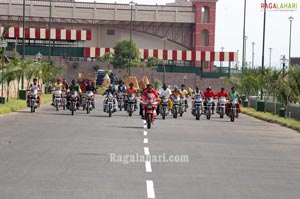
200,29,209,46
201,6,210,24
107,29,115,36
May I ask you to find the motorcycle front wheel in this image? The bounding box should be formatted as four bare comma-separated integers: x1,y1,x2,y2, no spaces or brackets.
109,104,112,117
147,113,152,129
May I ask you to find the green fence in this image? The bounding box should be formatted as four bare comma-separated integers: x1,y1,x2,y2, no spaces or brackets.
157,65,230,78
7,44,84,58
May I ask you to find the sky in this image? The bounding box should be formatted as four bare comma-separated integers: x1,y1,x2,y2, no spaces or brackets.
78,0,300,68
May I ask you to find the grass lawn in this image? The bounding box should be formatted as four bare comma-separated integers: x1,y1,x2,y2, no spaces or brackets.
0,94,52,115
242,107,300,132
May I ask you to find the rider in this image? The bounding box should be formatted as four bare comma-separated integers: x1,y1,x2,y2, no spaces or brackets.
191,86,204,115
125,82,138,110
85,80,97,108
158,83,172,113
62,79,69,90
216,87,229,113
51,77,64,106
85,80,97,93
203,86,215,114
180,84,189,110
103,84,117,112
27,78,41,107
117,80,127,93
141,84,159,119
226,87,241,115
67,79,82,109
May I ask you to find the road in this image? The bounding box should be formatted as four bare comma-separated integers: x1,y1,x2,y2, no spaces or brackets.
1,95,300,199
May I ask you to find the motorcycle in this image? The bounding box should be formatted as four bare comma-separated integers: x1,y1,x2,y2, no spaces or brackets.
116,92,125,111
142,93,158,129
68,90,79,116
104,93,116,117
193,94,203,120
126,94,136,117
53,88,62,111
28,87,39,113
179,96,186,117
171,95,180,119
62,90,67,110
228,98,239,122
218,96,227,118
84,90,94,114
160,96,170,120
205,97,214,120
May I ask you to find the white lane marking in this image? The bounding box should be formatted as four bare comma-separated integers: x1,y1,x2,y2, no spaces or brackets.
145,161,152,172
144,131,148,136
144,138,148,144
146,180,156,198
144,147,150,156
143,120,147,128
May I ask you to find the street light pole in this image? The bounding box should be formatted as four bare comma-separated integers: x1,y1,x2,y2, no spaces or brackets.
48,0,52,63
260,0,266,100
288,16,294,67
251,42,255,69
129,1,135,77
0,40,7,97
242,0,247,75
244,36,248,69
220,46,224,73
281,55,287,76
22,0,26,89
269,48,272,68
162,37,167,84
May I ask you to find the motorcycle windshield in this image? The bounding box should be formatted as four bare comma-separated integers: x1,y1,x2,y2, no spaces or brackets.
70,91,78,98
231,98,238,105
194,95,202,102
30,88,38,95
206,97,213,103
128,94,135,101
144,93,156,104
86,91,94,97
219,97,227,103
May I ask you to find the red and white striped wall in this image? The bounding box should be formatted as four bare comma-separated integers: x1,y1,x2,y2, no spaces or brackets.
0,27,91,41
84,47,238,62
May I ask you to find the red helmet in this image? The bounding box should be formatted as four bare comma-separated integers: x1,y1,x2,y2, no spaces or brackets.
56,77,62,82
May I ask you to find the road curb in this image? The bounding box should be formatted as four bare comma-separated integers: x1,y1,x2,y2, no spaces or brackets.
242,111,300,133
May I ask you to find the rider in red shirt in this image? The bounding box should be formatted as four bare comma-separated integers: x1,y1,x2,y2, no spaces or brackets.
203,86,215,114
217,87,229,98
142,84,159,99
216,87,229,113
141,84,159,119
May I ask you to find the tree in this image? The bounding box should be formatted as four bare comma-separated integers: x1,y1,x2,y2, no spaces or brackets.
147,57,161,83
101,52,113,69
111,39,139,69
2,60,16,102
287,66,300,102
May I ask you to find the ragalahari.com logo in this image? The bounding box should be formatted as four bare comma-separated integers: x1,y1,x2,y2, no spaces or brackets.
261,1,298,11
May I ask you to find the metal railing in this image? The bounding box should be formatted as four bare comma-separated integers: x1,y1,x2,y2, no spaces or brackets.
3,0,194,12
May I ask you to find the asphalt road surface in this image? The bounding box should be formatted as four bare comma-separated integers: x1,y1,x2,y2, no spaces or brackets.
1,95,300,199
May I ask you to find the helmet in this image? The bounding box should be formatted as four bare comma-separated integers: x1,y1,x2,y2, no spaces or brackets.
71,79,76,83
174,86,179,90
57,77,62,82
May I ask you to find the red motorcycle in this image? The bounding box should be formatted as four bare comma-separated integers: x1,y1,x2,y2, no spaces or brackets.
142,93,158,129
